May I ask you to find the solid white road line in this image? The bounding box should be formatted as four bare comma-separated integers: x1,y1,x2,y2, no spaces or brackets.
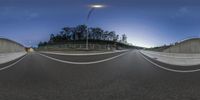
40,50,129,56
139,51,200,73
0,54,27,71
39,52,128,65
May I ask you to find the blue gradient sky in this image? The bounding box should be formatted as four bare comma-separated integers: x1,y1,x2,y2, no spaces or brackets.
1,0,200,47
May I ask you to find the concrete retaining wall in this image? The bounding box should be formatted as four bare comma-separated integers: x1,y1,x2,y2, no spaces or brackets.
164,38,200,53
38,44,116,51
0,38,25,53
140,50,200,66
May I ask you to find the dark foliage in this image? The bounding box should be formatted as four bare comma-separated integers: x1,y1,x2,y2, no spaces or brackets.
38,25,128,47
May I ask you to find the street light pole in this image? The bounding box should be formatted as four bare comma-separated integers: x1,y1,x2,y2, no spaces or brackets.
86,4,104,50
86,8,95,50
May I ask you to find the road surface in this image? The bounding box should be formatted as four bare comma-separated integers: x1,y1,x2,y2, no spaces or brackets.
0,50,200,100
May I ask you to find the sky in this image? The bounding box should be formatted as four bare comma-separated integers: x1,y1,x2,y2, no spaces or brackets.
1,0,200,47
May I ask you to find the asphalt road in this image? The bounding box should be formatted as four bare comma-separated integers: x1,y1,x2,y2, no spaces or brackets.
0,50,200,100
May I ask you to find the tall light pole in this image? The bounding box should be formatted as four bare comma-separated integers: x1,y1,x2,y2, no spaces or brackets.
86,4,104,50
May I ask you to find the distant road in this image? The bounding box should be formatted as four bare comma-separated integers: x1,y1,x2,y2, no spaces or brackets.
0,50,200,100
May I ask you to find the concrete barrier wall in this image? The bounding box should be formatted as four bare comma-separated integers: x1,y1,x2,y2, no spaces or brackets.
140,50,200,66
164,38,200,53
0,38,25,53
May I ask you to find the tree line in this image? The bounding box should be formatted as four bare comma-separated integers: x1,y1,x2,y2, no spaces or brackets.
39,25,127,46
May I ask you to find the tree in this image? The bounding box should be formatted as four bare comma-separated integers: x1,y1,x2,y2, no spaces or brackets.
103,31,109,40
108,31,116,41
74,25,87,40
62,27,72,40
38,42,44,47
91,28,104,40
114,35,119,42
50,34,55,43
70,27,76,40
59,31,66,41
122,34,127,43
38,24,129,47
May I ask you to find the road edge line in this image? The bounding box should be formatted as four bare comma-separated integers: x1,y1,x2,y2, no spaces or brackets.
39,52,128,65
40,50,129,56
0,54,27,71
139,51,200,73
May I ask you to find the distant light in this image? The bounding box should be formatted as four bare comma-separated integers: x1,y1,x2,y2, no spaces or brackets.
91,5,104,8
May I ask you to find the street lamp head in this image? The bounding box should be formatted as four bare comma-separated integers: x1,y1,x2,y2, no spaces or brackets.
91,4,104,8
